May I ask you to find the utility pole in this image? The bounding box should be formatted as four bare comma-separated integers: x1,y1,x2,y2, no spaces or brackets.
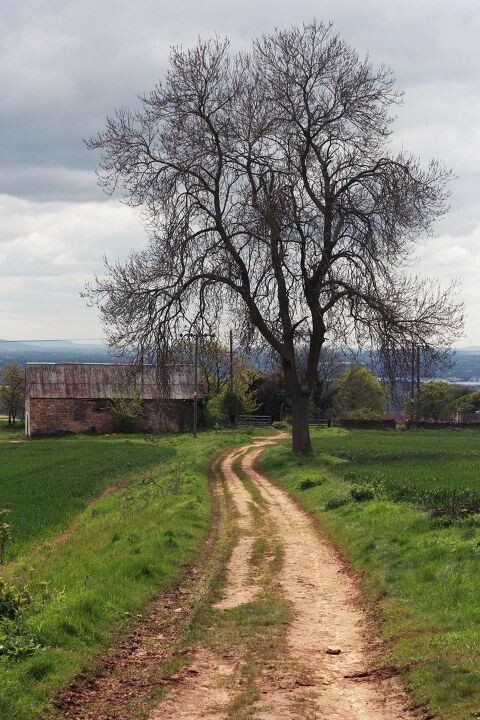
193,333,199,437
181,330,214,437
411,342,416,420
229,329,234,396
416,345,421,420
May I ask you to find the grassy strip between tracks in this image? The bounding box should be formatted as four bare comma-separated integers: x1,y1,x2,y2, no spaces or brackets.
258,427,480,720
0,427,273,720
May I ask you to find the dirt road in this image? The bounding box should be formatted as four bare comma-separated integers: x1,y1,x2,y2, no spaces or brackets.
57,434,422,719
150,434,420,720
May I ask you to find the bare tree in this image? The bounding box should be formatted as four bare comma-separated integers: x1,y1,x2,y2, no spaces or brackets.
87,21,463,454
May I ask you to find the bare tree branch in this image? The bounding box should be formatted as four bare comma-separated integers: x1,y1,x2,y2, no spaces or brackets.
86,21,463,454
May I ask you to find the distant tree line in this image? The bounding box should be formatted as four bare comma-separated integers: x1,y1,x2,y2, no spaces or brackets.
0,363,25,426
194,339,390,425
406,381,480,422
196,339,479,425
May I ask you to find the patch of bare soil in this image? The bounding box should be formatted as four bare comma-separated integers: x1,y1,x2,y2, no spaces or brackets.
149,648,241,720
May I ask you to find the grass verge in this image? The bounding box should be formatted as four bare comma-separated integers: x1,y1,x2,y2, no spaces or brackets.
258,427,480,720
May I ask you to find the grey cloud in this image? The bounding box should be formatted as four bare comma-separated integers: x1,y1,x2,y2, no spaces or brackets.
2,0,479,200
0,194,145,276
1,0,479,340
0,166,104,202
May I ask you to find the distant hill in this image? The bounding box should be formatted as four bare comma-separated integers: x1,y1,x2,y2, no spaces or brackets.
441,349,480,383
2,341,480,384
359,348,480,384
0,340,115,368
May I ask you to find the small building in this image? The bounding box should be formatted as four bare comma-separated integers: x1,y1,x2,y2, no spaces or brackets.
25,363,196,436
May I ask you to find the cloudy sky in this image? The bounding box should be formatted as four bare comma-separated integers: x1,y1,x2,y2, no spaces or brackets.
1,0,479,344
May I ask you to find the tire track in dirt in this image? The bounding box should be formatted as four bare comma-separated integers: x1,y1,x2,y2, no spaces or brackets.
148,449,256,720
213,447,261,609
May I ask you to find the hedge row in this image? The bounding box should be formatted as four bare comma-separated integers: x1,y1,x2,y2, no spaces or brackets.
331,417,397,430
405,420,480,430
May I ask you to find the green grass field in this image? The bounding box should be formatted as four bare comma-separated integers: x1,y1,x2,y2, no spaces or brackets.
0,426,270,720
259,428,480,720
0,426,178,559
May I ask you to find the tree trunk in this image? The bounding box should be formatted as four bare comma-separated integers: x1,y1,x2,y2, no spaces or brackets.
291,391,312,455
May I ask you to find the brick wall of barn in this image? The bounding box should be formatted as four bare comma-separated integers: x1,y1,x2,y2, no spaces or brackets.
26,398,194,436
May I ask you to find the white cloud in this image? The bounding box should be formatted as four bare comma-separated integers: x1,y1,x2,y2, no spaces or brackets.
414,226,480,345
0,194,145,338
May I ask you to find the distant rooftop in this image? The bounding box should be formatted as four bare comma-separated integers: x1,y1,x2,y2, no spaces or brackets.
25,362,196,401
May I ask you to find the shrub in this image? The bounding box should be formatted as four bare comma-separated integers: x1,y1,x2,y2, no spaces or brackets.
272,421,290,429
108,396,143,433
204,394,227,427
0,626,41,660
297,476,325,491
222,391,246,426
350,484,375,502
0,579,23,620
325,495,349,510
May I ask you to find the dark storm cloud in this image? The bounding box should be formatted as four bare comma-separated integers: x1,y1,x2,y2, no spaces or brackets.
2,0,479,198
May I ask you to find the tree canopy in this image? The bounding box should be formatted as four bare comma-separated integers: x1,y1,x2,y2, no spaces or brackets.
405,380,473,421
332,366,388,418
455,391,480,415
0,363,25,425
87,21,463,453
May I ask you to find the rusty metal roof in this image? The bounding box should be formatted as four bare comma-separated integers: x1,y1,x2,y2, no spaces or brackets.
25,363,196,400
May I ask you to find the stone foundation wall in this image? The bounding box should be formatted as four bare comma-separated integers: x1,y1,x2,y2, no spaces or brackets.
26,397,194,436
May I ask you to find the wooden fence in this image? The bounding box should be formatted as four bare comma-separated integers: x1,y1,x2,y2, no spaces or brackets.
236,415,271,428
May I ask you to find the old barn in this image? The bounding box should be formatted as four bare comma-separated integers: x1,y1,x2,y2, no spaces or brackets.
25,363,196,436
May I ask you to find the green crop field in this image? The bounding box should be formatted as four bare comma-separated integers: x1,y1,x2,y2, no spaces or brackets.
0,425,270,720
259,428,480,720
0,426,178,559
